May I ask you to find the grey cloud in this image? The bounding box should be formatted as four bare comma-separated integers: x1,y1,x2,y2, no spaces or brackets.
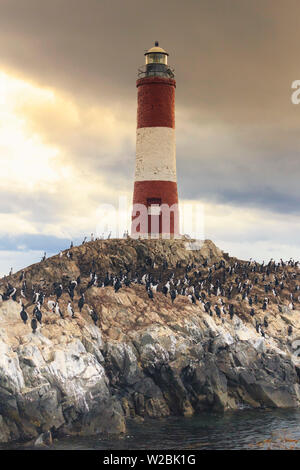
0,190,70,223
0,0,299,122
176,125,300,215
0,0,299,259
1,0,298,215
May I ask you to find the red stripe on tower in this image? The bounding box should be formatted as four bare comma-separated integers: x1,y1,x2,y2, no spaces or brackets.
137,77,175,129
131,42,179,238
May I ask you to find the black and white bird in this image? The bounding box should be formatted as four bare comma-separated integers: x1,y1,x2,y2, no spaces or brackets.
162,285,168,297
20,304,28,324
164,281,171,293
87,275,97,289
55,302,64,318
47,300,56,312
170,289,177,303
229,304,234,320
78,294,85,312
114,278,122,293
6,286,17,301
214,304,221,318
147,288,154,301
150,282,159,292
55,284,63,300
34,303,42,324
67,301,75,318
188,294,196,304
33,291,40,304
31,317,38,334
90,308,98,325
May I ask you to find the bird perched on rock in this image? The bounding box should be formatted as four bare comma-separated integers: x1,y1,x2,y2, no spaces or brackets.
34,304,42,324
78,293,85,312
20,304,28,324
55,302,64,318
214,304,221,318
170,289,176,303
114,278,122,293
68,286,75,301
5,285,17,301
147,288,154,301
70,280,77,290
162,285,168,297
33,291,40,304
150,282,159,292
188,294,196,304
55,284,63,300
87,274,97,289
31,317,37,334
47,300,56,312
90,308,98,326
67,301,75,318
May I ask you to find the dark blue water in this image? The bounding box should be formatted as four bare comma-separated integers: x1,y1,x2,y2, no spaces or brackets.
2,409,300,450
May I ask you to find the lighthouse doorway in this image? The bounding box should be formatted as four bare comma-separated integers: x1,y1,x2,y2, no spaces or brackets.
147,198,161,237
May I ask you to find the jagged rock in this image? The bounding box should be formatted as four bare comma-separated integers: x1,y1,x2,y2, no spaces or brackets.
0,238,299,443
34,430,53,447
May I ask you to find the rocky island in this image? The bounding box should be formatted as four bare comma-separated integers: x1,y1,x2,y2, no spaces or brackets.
0,238,299,445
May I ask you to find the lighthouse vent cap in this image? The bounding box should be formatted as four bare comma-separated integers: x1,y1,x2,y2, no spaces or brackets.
145,44,169,56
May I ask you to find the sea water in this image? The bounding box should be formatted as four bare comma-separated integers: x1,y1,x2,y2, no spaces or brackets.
2,409,300,450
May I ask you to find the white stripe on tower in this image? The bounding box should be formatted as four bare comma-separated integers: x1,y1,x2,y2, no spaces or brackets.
135,127,176,182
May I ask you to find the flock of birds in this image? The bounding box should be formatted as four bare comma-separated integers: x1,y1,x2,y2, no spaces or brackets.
1,240,299,339
139,257,300,338
2,273,99,334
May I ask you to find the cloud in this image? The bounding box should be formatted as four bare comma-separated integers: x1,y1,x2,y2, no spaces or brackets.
0,0,298,121
202,200,300,262
0,0,299,263
176,121,300,214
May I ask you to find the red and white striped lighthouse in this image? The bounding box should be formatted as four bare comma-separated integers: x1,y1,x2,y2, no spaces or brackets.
131,42,179,238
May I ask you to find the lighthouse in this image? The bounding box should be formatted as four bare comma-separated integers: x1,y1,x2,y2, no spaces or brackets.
131,42,179,239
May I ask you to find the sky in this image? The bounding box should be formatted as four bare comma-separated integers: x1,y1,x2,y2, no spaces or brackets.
0,0,299,275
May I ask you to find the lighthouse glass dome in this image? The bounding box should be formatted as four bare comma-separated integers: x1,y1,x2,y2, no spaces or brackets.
145,52,168,65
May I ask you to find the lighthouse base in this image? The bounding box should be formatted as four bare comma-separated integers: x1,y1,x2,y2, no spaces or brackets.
131,180,179,238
